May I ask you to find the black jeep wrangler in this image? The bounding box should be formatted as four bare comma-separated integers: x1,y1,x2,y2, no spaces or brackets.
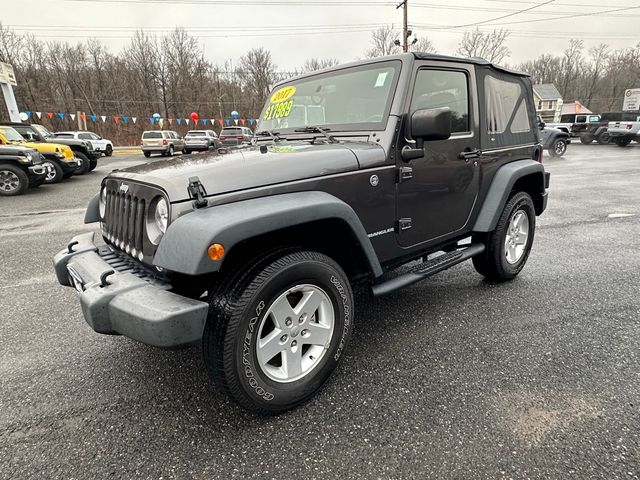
0,144,47,195
54,53,549,414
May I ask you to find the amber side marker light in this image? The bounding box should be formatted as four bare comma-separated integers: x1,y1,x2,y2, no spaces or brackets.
207,243,225,261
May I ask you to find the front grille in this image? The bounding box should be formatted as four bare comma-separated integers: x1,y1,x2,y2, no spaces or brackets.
102,179,165,262
104,189,146,259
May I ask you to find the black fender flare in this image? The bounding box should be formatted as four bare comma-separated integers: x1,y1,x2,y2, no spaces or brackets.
473,159,546,232
153,191,383,277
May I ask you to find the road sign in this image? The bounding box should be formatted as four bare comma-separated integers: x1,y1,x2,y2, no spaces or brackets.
623,88,640,111
0,62,17,86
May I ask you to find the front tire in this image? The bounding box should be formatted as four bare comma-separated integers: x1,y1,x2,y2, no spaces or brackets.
549,138,567,157
615,138,632,147
203,250,354,414
88,158,98,172
74,151,91,174
579,135,593,144
42,160,63,184
472,191,536,281
596,132,610,145
105,145,113,157
0,164,29,196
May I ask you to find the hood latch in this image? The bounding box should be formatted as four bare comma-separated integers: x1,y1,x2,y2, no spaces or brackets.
188,176,208,209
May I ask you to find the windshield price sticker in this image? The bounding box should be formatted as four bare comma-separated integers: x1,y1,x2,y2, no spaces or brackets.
263,99,294,121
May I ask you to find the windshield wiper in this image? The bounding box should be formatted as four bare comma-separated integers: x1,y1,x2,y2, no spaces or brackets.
255,129,282,142
294,125,336,143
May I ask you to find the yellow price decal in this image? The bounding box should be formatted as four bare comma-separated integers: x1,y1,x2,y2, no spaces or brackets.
270,86,296,104
263,99,294,121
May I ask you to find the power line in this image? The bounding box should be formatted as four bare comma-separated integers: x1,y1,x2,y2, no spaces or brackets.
483,5,640,25
439,0,556,29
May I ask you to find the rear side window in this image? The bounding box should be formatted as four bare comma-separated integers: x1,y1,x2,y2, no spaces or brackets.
143,132,162,139
410,69,469,133
56,133,74,138
485,76,531,135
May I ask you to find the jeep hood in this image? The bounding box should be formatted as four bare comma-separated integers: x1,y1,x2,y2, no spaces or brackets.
109,141,385,202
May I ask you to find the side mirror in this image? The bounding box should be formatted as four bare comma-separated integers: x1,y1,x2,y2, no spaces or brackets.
402,107,452,161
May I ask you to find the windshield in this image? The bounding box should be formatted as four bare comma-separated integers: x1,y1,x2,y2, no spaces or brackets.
258,60,400,133
0,126,26,142
32,124,53,138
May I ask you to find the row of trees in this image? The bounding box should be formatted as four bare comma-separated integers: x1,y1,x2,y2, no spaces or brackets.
0,23,638,144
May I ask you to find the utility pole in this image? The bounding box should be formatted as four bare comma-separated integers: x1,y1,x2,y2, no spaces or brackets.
396,0,408,52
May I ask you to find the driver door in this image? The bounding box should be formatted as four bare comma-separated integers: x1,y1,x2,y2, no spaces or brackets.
396,64,480,247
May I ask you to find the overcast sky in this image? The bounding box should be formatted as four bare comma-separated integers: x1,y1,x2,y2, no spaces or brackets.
2,0,640,70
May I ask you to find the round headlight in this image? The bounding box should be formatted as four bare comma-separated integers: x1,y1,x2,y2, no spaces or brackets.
25,152,32,162
147,196,169,244
99,187,106,218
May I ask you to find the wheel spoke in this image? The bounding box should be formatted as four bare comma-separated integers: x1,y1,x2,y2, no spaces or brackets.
304,322,332,347
282,347,303,378
269,296,296,329
294,289,324,317
257,329,285,364
515,232,528,245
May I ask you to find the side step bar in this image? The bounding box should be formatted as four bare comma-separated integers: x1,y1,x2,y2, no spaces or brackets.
371,243,486,297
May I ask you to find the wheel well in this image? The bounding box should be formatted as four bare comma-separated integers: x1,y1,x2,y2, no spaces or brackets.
220,219,374,283
512,173,545,215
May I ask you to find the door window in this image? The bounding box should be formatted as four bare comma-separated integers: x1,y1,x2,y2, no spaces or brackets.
410,69,470,133
78,133,92,140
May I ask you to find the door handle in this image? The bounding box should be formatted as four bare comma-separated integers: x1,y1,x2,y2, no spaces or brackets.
458,148,481,160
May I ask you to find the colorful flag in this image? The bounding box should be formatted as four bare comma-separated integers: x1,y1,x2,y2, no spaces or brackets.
132,117,137,124
70,113,76,121
57,112,65,120
101,115,106,123
35,112,42,119
90,114,97,122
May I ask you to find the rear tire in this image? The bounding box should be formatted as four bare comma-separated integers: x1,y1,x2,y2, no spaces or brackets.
203,250,354,414
42,160,63,184
144,151,151,158
168,145,174,156
0,164,29,196
88,158,98,172
615,138,632,147
74,151,91,174
579,135,593,144
596,132,610,145
472,191,536,281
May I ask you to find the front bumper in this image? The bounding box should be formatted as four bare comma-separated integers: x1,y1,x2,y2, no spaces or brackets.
53,232,209,348
60,158,81,174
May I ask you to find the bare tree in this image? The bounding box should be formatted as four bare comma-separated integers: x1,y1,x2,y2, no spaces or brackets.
456,28,510,64
365,25,401,58
302,58,339,73
559,39,584,99
237,48,278,115
409,37,437,54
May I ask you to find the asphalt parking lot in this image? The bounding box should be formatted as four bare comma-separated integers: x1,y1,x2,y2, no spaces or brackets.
1,144,639,479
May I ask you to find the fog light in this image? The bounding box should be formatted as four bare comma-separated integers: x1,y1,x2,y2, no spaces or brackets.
207,243,225,261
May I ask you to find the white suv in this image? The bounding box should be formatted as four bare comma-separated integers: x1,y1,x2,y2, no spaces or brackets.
184,130,221,153
55,131,114,157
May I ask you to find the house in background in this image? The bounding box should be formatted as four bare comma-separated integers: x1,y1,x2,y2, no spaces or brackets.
532,83,563,122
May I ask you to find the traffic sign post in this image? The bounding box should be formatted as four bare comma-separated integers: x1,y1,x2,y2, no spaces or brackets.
0,62,20,122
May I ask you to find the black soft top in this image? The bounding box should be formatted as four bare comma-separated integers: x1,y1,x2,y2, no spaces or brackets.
412,52,530,77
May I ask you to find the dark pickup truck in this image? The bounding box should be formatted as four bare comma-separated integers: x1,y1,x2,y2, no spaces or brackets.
54,53,549,414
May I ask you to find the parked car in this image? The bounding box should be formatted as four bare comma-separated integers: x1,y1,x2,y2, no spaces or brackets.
0,126,80,184
219,126,254,145
537,116,570,157
141,130,186,157
55,131,113,157
184,130,221,153
547,113,600,137
0,122,100,173
0,144,47,195
54,53,549,414
606,112,640,147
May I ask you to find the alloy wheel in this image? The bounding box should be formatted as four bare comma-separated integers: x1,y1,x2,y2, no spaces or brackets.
0,169,20,193
504,209,529,264
256,284,335,383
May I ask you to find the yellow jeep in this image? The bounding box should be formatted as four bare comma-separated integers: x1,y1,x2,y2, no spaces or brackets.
0,126,80,184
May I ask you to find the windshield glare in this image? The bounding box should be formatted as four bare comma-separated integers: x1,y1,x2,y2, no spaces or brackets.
0,127,26,142
258,61,399,133
32,124,52,137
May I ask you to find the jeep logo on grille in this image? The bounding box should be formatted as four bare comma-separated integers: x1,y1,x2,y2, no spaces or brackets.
119,183,129,194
